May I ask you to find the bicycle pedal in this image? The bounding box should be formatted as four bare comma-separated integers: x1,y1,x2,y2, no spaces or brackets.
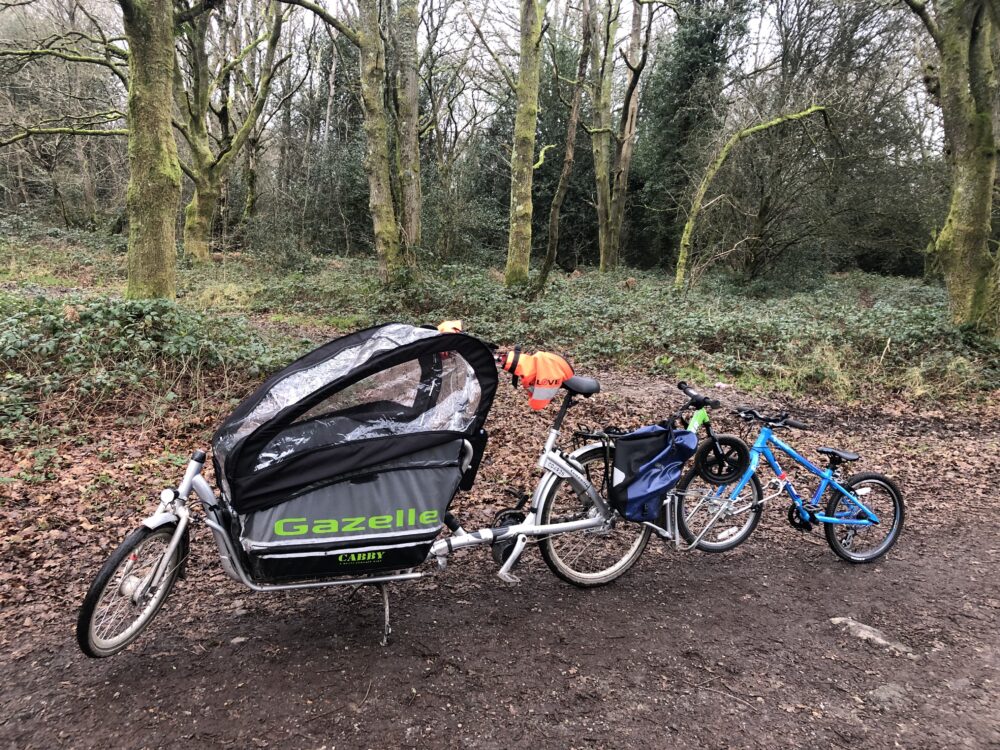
497,570,521,584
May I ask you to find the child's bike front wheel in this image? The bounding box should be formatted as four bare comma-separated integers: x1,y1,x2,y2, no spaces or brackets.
77,524,185,658
673,469,764,552
824,472,904,564
538,446,651,588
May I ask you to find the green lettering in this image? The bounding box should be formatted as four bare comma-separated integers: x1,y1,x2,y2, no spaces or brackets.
312,519,339,534
274,518,308,536
419,510,440,526
369,515,391,529
341,517,364,532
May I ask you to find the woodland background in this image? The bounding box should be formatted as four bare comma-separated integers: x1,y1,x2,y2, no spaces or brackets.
2,5,1000,746
0,0,999,434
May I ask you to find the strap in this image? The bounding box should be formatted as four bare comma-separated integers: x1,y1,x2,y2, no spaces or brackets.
509,345,521,389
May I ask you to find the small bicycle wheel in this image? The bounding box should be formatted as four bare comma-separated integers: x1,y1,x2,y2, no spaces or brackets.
694,435,750,485
824,472,904,564
538,445,650,588
77,524,184,658
674,469,763,552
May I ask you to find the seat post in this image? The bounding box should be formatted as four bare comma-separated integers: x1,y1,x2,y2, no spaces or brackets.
552,392,575,432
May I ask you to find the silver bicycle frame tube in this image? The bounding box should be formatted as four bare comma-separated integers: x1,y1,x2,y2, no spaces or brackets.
428,435,614,563
148,429,619,592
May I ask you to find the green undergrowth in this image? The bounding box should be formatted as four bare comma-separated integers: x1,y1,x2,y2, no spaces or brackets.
1,221,997,446
0,292,308,443
228,258,999,401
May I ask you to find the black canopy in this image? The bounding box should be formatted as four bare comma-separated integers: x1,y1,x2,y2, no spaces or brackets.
212,323,498,513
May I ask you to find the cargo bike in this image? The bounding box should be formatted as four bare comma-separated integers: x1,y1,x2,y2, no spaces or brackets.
78,323,715,657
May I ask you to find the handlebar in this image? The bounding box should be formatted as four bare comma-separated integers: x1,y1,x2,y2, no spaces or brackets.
676,381,720,409
735,406,809,430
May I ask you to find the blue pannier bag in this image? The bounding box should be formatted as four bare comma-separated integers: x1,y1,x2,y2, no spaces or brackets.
609,425,698,522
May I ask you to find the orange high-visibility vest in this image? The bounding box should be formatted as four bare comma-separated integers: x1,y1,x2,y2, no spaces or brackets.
501,350,574,410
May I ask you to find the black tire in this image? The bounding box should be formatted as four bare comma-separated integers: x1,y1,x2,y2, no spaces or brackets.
77,524,184,658
538,445,650,588
674,469,764,552
694,435,750,485
824,472,904,564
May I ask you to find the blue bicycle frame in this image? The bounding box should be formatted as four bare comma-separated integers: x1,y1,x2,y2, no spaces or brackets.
725,426,880,526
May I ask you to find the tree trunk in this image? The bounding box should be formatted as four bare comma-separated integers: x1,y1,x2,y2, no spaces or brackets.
607,0,647,269
177,1,283,264
395,0,421,254
589,0,619,272
183,180,221,263
242,137,260,223
534,0,591,297
933,10,999,330
504,0,548,287
905,0,1000,334
77,140,98,227
358,0,407,282
121,0,182,300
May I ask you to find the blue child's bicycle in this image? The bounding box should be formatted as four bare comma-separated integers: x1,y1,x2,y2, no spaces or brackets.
673,407,904,563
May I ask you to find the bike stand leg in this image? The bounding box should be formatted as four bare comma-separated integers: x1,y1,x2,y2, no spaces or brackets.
378,583,391,646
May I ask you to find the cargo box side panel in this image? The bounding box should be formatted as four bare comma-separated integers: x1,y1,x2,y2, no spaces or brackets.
239,463,463,554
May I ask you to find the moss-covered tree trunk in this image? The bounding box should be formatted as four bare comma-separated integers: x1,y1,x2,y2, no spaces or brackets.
242,136,260,222
358,0,407,282
184,178,222,262
504,0,548,287
906,0,1000,333
534,0,591,296
607,0,648,270
933,5,998,330
121,0,182,300
588,0,619,273
177,1,283,264
395,0,421,255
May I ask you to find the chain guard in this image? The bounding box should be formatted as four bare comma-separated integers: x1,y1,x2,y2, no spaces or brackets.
491,509,527,566
786,503,813,531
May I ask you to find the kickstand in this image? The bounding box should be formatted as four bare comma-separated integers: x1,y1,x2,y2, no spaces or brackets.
378,583,391,646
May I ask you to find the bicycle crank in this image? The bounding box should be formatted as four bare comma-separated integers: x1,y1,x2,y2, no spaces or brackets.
491,509,527,566
786,504,813,532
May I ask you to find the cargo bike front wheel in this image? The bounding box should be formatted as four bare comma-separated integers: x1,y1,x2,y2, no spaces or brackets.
538,446,651,588
77,524,185,658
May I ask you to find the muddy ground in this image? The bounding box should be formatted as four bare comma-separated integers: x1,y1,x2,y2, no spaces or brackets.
2,375,999,749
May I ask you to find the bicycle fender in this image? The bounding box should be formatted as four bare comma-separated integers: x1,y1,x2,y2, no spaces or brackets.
142,512,179,531
568,442,606,465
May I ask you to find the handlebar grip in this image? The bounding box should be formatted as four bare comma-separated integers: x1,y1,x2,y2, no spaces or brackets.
784,419,809,430
677,381,698,398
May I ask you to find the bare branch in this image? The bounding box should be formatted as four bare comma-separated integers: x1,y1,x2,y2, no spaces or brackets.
0,125,127,149
463,2,517,93
277,0,360,47
899,0,942,50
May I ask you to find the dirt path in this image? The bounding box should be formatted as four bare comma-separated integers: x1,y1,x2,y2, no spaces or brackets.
2,376,999,749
